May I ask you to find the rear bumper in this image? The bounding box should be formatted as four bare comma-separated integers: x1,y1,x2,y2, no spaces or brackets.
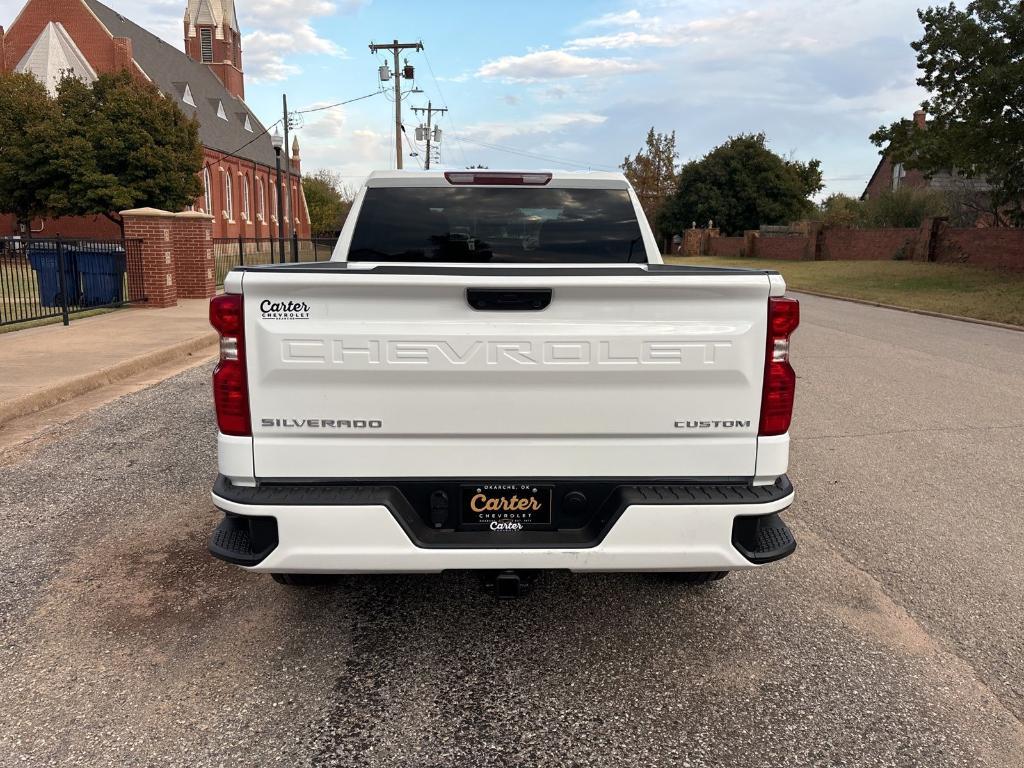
210,475,796,573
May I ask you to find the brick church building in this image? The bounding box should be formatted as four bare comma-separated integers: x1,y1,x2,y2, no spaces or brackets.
0,0,310,239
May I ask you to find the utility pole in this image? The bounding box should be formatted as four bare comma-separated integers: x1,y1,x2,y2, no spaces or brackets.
411,101,447,170
369,39,423,169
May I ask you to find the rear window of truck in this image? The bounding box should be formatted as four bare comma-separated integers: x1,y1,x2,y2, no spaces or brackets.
348,187,645,263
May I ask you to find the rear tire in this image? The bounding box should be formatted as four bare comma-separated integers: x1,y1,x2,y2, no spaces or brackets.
667,571,729,584
270,573,336,587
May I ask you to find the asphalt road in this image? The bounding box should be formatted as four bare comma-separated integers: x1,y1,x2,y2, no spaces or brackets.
1,294,1022,767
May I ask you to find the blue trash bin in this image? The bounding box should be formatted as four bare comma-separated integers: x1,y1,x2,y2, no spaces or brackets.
26,243,80,308
76,247,126,306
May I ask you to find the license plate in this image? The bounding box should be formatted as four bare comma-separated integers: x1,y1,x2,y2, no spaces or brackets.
461,483,553,527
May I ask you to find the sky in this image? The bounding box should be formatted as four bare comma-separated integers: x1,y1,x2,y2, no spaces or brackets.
0,0,933,197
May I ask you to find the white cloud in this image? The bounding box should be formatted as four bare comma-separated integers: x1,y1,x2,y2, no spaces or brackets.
244,24,346,83
243,0,340,24
570,2,912,57
459,112,607,143
240,0,361,82
567,9,761,50
477,50,652,82
299,105,349,140
300,126,393,182
565,31,678,50
240,0,370,24
581,9,645,28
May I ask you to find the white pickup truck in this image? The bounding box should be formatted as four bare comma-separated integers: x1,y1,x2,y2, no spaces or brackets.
208,170,798,597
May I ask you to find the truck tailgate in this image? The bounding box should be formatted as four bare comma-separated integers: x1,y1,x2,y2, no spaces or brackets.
240,268,772,479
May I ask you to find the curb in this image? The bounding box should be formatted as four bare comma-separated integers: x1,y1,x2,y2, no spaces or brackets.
790,289,1024,333
0,332,218,426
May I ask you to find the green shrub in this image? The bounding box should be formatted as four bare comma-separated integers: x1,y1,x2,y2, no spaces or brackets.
860,188,949,228
812,188,949,229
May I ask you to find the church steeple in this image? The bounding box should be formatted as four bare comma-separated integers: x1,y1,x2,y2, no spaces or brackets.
184,0,244,99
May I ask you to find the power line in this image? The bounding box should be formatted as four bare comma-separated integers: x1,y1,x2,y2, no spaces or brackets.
450,136,618,171
201,118,282,174
293,90,385,115
204,88,388,173
421,49,467,167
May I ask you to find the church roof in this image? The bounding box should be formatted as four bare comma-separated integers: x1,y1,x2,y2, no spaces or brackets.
15,20,98,96
81,0,275,168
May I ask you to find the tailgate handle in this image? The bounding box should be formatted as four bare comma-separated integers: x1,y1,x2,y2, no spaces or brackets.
467,288,551,311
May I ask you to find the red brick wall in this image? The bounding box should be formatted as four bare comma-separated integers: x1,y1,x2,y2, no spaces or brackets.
758,237,806,260
707,236,746,257
822,228,918,261
122,209,176,308
0,213,120,238
172,212,215,298
203,150,309,239
938,228,1024,269
681,229,703,256
715,226,1022,269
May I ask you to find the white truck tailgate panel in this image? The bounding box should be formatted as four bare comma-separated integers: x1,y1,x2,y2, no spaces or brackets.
243,271,770,479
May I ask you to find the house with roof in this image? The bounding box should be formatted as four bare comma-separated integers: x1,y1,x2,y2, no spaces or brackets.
0,0,310,239
862,110,992,212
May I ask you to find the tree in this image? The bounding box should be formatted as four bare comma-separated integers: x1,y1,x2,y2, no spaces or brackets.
870,0,1024,225
815,193,863,227
0,72,62,228
657,134,822,236
0,71,204,227
620,128,678,231
47,72,203,227
303,169,354,236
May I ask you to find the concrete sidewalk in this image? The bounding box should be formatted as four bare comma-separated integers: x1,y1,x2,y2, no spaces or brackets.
0,301,216,425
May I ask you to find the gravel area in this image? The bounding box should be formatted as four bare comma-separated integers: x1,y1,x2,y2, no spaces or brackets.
0,295,1021,767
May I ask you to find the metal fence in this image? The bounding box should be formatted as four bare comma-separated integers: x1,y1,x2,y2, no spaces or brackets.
0,237,146,327
214,236,339,286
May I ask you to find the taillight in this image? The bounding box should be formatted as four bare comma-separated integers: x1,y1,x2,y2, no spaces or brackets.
210,294,251,436
759,297,799,436
443,171,552,186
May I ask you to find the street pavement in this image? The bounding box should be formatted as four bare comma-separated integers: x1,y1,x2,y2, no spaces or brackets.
0,294,1022,767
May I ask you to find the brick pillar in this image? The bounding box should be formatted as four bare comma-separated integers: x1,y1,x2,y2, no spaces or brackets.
703,228,720,256
172,211,216,298
112,37,134,72
682,228,703,256
744,230,759,258
804,222,824,261
913,216,947,262
121,208,177,308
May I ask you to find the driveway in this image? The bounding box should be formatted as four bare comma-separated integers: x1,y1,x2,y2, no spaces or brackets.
0,294,1021,767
